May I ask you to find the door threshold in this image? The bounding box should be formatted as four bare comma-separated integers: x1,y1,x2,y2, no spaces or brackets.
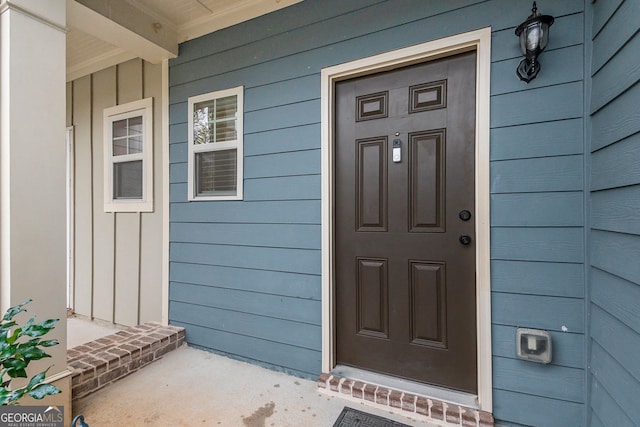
319,367,493,427
332,365,479,409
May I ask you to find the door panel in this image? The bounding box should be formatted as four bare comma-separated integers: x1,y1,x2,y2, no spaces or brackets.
409,130,446,232
410,261,446,347
356,258,389,339
356,138,388,231
335,51,477,393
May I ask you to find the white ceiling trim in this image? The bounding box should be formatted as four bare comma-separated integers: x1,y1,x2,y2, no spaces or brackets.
66,48,136,82
65,0,303,82
126,0,179,33
177,0,303,43
67,0,177,64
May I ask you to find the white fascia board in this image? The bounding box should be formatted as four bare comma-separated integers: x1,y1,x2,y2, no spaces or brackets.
178,0,303,43
67,0,177,64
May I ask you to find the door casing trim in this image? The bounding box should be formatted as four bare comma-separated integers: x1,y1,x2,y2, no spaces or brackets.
320,27,492,412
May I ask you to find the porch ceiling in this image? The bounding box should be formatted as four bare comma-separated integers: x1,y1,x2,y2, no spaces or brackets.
66,0,302,82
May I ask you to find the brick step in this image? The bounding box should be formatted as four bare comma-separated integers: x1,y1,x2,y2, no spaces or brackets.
67,322,185,400
318,373,494,427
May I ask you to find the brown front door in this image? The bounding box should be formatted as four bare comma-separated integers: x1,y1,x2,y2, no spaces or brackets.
335,51,477,393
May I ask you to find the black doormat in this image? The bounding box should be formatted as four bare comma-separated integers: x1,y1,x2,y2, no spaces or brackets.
333,407,412,427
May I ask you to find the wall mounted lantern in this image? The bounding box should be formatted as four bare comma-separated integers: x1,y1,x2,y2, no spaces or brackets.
515,1,554,83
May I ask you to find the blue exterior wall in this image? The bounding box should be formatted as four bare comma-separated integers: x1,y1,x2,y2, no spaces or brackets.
168,1,589,425
588,1,640,426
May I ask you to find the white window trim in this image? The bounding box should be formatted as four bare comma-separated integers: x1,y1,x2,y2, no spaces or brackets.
187,86,244,201
103,97,154,212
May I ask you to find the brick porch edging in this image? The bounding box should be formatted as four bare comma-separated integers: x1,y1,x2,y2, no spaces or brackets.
318,373,494,427
67,322,185,400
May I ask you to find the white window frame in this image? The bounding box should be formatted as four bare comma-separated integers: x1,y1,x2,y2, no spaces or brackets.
103,97,154,212
187,86,244,201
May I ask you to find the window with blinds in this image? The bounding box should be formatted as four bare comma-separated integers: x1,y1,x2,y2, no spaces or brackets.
188,87,244,201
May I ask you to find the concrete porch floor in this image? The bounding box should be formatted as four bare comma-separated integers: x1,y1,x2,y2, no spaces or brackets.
68,318,434,426
67,316,122,349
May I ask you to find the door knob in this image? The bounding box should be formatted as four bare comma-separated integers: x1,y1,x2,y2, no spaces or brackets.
459,235,472,245
459,210,472,221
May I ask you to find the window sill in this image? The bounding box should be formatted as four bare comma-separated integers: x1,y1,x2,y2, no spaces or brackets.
188,194,243,202
104,200,153,213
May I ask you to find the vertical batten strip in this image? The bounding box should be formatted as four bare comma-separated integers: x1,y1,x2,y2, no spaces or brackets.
89,74,95,320
161,58,170,326
138,60,145,326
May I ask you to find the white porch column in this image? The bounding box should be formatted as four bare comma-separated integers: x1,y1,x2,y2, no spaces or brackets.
0,0,71,419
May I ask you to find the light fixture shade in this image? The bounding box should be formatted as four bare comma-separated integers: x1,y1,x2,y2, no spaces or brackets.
515,2,554,83
517,15,553,58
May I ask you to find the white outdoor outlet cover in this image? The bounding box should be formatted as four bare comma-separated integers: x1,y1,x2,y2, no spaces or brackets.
516,328,552,364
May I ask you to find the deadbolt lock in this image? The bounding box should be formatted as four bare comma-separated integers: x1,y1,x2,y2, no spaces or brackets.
459,235,472,246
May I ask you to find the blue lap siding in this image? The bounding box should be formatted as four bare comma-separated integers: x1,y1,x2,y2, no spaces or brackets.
165,1,616,425
588,1,640,426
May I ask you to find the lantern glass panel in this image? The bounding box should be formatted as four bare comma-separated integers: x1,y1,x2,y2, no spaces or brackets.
538,23,549,50
525,23,542,51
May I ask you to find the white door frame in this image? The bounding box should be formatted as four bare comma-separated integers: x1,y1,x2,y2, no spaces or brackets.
320,27,492,411
66,126,75,310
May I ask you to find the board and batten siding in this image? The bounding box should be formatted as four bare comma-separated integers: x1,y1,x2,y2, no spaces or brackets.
66,58,164,326
168,1,586,425
588,1,640,426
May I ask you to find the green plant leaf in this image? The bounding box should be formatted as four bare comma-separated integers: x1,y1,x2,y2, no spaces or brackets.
0,300,59,405
0,321,17,335
0,344,17,360
0,388,10,405
22,326,47,338
26,370,47,389
20,338,41,347
7,368,27,379
27,383,60,400
3,358,27,370
24,317,34,329
19,347,49,361
0,388,25,405
37,319,58,329
6,328,22,345
2,300,31,322
22,319,58,338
